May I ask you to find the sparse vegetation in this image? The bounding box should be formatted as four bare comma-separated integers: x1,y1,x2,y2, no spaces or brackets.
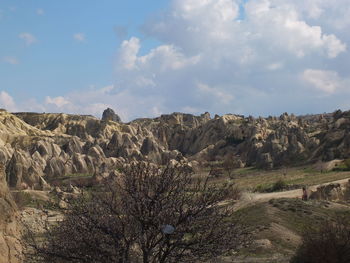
332,159,350,171
65,173,92,177
12,191,60,210
12,191,33,209
254,179,287,193
344,159,350,170
232,165,350,191
290,218,350,263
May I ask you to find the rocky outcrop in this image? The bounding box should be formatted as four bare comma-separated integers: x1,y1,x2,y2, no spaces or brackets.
312,111,350,161
6,150,44,189
309,180,350,201
0,164,22,263
102,108,121,122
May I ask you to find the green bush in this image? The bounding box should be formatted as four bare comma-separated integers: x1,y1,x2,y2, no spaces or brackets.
344,159,350,170
254,179,287,193
271,179,287,192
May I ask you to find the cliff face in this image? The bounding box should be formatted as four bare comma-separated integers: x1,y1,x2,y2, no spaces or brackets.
0,108,347,189
0,164,21,263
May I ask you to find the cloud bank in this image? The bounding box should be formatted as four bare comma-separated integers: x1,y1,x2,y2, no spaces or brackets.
111,0,349,118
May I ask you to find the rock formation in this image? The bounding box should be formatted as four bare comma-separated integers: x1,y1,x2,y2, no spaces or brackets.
0,107,344,188
0,164,22,263
102,108,121,122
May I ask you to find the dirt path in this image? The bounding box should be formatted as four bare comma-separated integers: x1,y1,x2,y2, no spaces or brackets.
235,177,350,210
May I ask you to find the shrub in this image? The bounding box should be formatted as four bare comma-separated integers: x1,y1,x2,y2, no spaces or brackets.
344,159,350,170
290,218,350,263
12,191,33,209
271,179,287,192
254,179,287,193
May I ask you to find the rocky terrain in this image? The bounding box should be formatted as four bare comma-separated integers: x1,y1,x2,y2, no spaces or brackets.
1,107,350,262
0,164,21,263
0,108,349,190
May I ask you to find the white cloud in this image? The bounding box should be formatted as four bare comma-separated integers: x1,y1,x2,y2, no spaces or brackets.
45,96,70,108
322,34,347,58
302,69,342,94
117,37,200,73
117,37,140,70
138,44,200,71
197,83,234,105
0,91,17,111
150,106,163,116
144,0,346,59
109,0,350,118
3,56,19,65
266,62,283,71
36,8,44,15
73,33,86,42
181,106,201,114
244,1,346,59
294,0,350,30
19,33,37,45
177,0,239,22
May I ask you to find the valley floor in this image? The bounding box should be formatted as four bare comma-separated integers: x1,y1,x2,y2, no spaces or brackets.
14,168,350,263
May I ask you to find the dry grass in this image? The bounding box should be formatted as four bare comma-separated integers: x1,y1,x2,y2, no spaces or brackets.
227,166,350,191
232,198,350,262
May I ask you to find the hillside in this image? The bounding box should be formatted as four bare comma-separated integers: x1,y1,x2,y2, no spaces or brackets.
1,108,350,262
0,108,349,189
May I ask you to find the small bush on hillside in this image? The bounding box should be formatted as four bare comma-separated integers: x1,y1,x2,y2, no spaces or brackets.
271,179,287,192
344,159,350,170
254,179,287,193
290,218,350,263
12,191,33,209
333,159,350,171
344,181,350,201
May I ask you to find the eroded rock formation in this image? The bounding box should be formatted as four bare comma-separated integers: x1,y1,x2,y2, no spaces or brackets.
0,108,347,188
0,164,21,263
102,108,121,123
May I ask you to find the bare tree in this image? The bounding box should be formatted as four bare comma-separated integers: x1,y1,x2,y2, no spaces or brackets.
222,154,233,178
24,162,247,263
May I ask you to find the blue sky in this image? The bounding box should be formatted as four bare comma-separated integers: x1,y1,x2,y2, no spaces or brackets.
1,0,350,121
0,0,168,101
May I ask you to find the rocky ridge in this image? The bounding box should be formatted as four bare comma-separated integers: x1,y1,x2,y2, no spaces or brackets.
0,108,349,189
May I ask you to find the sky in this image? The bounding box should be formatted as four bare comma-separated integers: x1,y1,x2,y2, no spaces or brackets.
0,0,350,121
